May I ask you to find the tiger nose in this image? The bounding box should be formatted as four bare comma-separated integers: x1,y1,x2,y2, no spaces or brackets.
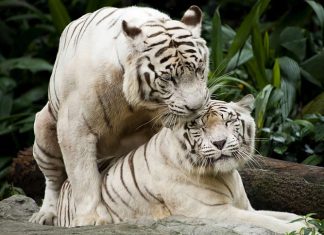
212,139,226,150
184,103,203,112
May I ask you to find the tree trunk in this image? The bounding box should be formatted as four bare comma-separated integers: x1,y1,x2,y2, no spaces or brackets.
9,149,324,218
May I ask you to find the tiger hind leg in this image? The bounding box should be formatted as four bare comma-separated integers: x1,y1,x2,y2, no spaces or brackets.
29,103,66,225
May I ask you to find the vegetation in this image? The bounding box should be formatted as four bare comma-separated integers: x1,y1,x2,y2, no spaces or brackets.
0,0,323,199
286,213,324,235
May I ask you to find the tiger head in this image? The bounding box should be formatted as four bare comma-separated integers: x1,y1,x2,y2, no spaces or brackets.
172,95,256,175
122,6,209,124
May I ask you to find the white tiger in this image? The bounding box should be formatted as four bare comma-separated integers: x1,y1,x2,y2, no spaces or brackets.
55,95,305,234
30,5,210,226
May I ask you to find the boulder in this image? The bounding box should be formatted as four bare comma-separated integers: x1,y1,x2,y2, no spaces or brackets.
0,195,275,235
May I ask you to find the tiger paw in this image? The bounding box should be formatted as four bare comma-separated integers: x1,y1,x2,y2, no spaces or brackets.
29,210,57,225
70,213,109,227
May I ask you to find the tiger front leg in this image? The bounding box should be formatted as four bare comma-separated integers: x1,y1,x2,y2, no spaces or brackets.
57,104,110,227
29,103,65,225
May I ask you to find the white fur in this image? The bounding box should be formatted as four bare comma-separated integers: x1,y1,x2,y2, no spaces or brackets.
31,5,209,226
56,98,305,234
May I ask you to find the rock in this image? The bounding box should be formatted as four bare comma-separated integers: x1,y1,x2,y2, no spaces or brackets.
0,195,275,235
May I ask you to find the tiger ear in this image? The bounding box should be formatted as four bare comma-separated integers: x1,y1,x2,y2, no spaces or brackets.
181,5,203,37
122,20,145,51
236,94,255,112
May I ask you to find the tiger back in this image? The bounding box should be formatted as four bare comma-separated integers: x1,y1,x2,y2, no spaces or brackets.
31,5,211,227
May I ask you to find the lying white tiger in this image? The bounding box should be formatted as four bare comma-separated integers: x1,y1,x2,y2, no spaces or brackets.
55,95,304,234
31,5,210,226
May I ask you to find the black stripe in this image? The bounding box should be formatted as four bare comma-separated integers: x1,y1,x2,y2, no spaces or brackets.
120,158,132,197
96,9,118,25
166,26,186,31
74,14,91,48
149,39,168,47
144,186,162,203
107,17,119,29
128,150,149,201
47,102,57,122
190,196,226,207
160,55,172,63
185,49,196,53
103,174,116,203
111,184,132,210
137,73,145,100
155,46,169,57
177,34,191,39
62,23,72,49
101,194,122,222
35,142,61,159
147,31,164,38
144,24,166,29
148,63,155,72
66,19,85,49
175,41,194,47
79,8,106,42
143,143,151,173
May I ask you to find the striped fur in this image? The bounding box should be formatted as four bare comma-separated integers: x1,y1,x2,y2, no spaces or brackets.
31,5,210,226
56,96,305,233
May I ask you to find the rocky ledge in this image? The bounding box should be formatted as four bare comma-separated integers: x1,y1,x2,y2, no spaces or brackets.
0,195,275,235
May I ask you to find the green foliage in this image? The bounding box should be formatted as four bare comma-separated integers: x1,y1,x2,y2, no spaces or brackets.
208,0,324,165
286,213,324,235
0,0,324,200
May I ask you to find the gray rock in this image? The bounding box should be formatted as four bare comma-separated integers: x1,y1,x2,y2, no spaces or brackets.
0,195,275,235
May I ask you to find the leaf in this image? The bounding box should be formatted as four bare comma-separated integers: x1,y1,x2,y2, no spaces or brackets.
302,92,324,115
272,58,281,88
263,31,270,62
0,57,53,75
281,80,296,119
13,86,47,111
220,0,270,74
0,0,43,15
306,1,324,32
302,154,323,166
251,21,267,87
0,92,13,116
274,145,288,154
314,124,324,141
301,68,323,88
226,48,254,71
293,119,315,137
278,57,301,83
255,84,274,129
0,77,17,92
48,0,71,33
211,7,223,72
301,50,324,85
280,27,306,61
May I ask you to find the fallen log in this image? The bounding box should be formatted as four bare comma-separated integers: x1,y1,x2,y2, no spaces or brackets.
9,149,324,218
239,156,324,218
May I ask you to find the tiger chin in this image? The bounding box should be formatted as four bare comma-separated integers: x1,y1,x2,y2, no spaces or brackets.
55,95,305,234
30,5,210,226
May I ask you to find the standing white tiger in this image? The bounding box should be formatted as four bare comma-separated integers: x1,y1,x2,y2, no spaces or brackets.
55,96,305,234
30,5,210,226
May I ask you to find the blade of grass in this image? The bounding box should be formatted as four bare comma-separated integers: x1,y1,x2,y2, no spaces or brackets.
251,21,267,88
48,0,71,33
255,84,274,129
273,58,281,88
211,7,223,72
218,0,270,75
